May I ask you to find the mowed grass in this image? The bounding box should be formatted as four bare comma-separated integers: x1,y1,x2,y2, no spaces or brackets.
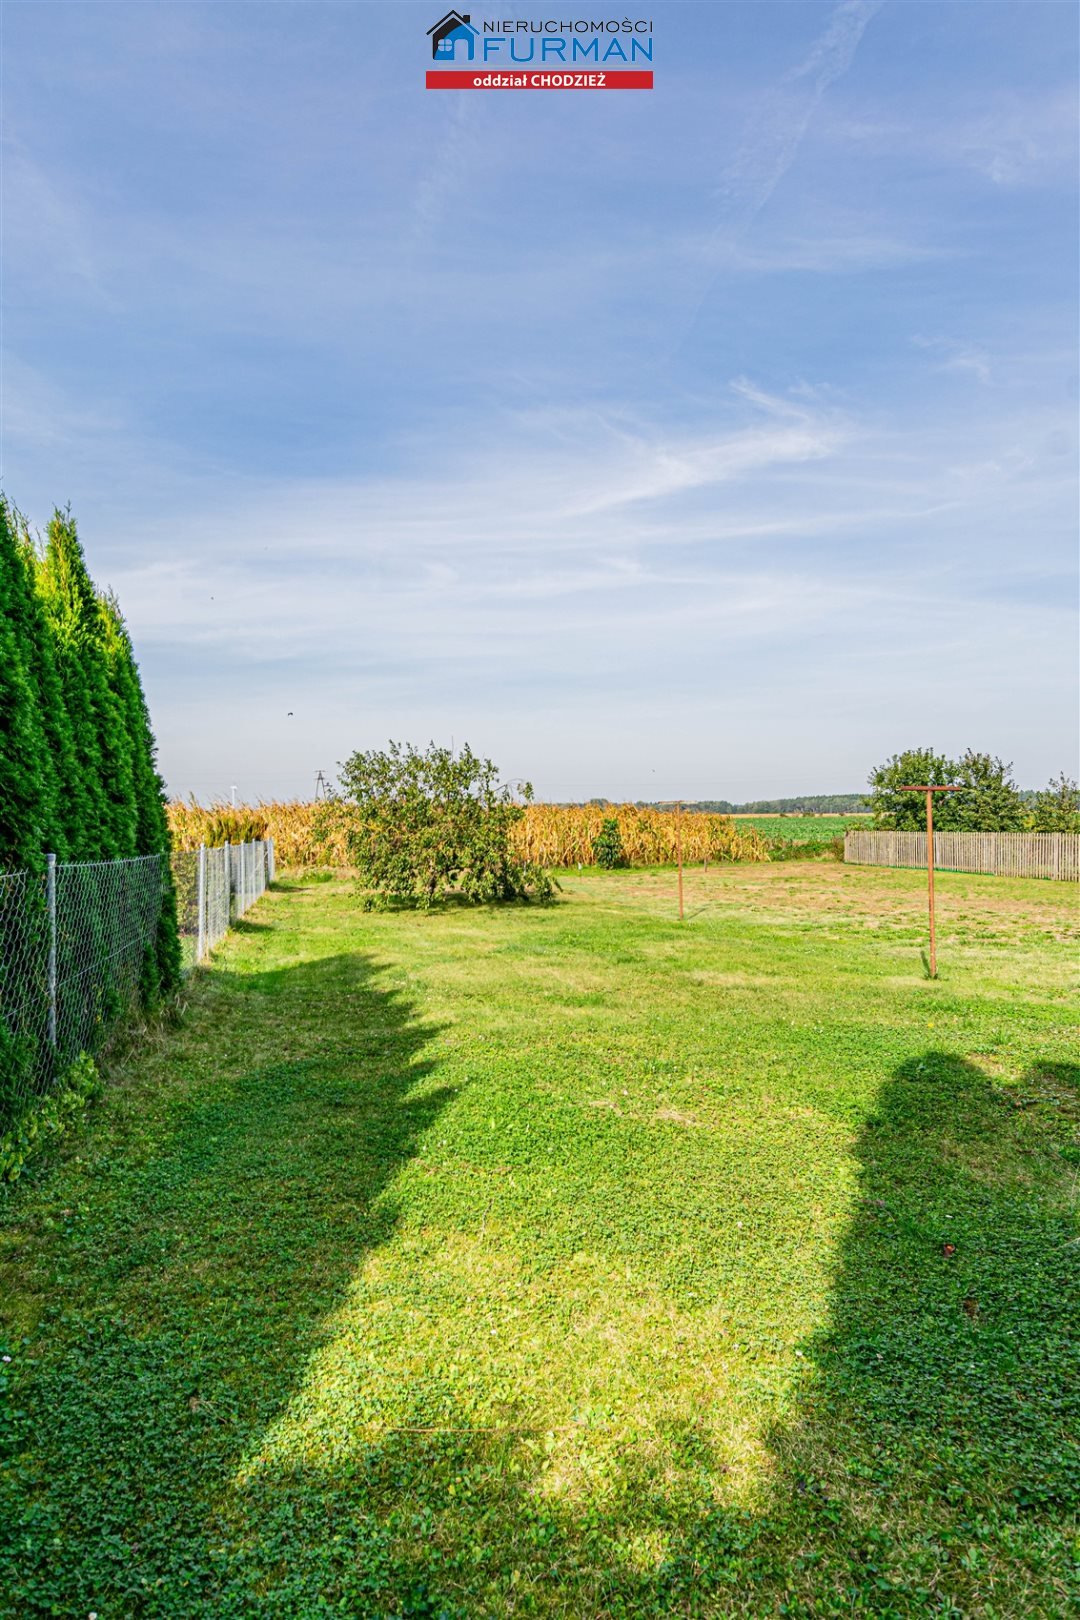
0,863,1077,1618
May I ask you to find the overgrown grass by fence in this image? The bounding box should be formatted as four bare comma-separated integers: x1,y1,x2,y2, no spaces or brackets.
845,829,1080,881
0,855,164,1166
0,841,273,1176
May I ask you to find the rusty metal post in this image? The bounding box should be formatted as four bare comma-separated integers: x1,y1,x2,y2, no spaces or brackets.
900,785,963,978
926,788,936,978
676,800,684,921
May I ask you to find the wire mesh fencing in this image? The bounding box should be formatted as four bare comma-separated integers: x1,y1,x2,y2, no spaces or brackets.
2,838,274,1143
171,838,274,971
0,855,164,1138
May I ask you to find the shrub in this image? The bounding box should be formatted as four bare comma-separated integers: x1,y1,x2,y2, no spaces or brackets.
0,1054,100,1184
592,817,626,869
335,741,554,908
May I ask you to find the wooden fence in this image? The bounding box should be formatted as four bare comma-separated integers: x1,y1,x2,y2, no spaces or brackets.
844,830,1079,882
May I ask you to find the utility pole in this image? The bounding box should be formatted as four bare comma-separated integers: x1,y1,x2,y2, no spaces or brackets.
314,769,328,800
899,784,963,978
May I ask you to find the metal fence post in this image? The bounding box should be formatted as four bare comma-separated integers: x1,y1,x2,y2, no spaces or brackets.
224,840,231,922
46,852,58,1051
268,835,275,885
197,843,207,962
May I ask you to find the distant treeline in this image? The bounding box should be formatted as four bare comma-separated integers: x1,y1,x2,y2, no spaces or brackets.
578,787,1059,816
576,796,869,815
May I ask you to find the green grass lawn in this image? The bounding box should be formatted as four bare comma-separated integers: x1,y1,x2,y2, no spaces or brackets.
1,863,1077,1618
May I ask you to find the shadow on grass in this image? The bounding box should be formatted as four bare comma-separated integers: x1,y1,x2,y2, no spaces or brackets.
0,947,455,1617
3,1043,1077,1617
663,1051,1079,1615
226,1052,1076,1619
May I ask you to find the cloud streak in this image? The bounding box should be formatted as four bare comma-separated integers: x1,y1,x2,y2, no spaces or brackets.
716,0,887,229
1,0,1075,801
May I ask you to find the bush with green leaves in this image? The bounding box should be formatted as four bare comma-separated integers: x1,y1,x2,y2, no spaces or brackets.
591,817,626,869
1028,773,1080,833
868,747,1028,831
333,741,554,908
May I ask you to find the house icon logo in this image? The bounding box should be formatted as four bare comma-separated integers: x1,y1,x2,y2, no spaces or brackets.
428,10,479,62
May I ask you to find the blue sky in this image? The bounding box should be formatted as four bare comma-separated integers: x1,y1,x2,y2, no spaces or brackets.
3,1,1077,801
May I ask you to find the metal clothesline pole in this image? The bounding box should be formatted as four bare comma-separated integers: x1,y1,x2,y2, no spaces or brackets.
899,785,964,978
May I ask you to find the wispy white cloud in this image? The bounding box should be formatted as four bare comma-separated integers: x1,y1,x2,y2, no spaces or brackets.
3,0,1075,800
823,86,1079,189
911,335,993,385
706,230,947,275
716,0,887,227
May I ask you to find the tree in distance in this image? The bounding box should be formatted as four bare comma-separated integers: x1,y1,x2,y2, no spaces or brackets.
1028,773,1080,833
330,741,555,908
868,747,1028,831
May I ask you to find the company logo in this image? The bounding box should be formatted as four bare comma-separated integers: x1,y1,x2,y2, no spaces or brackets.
428,11,479,62
425,15,654,89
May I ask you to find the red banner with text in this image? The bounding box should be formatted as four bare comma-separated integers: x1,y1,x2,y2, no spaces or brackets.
426,69,653,89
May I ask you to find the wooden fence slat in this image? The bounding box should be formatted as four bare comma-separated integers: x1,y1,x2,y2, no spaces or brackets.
844,830,1079,882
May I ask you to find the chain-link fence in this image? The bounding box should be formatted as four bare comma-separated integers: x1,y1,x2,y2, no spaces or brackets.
1,839,274,1140
0,854,163,1137
170,839,274,972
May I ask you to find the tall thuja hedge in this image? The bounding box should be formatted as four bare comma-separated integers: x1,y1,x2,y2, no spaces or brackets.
37,511,137,862
0,504,57,1118
100,593,182,992
0,500,181,1148
36,511,179,1015
0,502,56,873
6,505,83,860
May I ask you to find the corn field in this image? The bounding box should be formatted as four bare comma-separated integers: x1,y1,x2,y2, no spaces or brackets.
167,801,769,870
513,804,768,866
167,800,353,867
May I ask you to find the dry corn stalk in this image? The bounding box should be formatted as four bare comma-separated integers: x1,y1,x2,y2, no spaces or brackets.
168,799,768,869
